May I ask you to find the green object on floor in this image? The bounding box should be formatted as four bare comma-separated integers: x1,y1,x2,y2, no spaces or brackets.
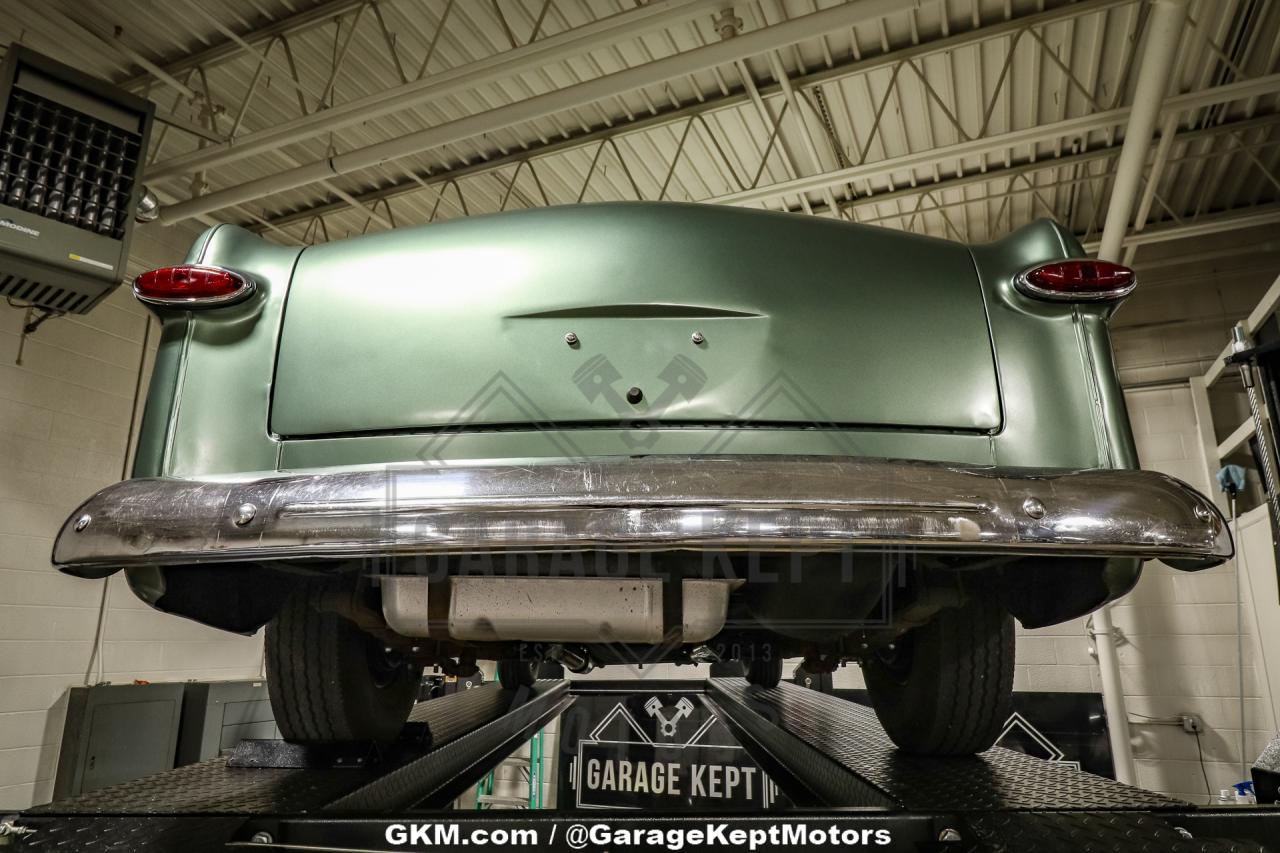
475,728,544,810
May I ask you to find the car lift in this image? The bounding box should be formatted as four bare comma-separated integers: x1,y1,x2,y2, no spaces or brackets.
3,679,1277,853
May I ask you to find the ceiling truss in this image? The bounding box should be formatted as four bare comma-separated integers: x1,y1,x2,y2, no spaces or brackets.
2,0,1276,254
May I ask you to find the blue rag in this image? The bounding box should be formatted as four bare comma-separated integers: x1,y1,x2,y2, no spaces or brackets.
1217,464,1246,495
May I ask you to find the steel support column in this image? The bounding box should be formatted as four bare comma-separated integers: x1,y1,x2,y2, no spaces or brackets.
1097,0,1191,261
1121,112,1182,265
1091,0,1191,789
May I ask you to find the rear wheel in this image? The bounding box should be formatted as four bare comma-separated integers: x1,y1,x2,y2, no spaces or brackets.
862,592,1014,755
496,657,537,689
745,656,783,688
709,660,747,678
265,579,421,743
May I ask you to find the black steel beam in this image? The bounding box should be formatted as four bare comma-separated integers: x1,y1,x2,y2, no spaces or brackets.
325,680,571,811
700,689,894,809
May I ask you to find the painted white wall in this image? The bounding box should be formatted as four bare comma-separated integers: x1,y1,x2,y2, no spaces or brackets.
1111,226,1280,386
1110,386,1277,802
0,223,265,810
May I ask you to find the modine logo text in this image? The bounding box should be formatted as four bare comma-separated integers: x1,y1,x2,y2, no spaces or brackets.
0,219,40,238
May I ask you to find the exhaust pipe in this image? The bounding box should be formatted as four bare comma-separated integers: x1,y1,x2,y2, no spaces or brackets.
546,644,593,675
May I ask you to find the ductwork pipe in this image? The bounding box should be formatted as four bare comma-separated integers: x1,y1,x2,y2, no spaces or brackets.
1096,0,1191,261
1092,0,1191,789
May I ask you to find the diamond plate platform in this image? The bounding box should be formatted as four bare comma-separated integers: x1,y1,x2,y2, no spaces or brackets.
8,678,1279,853
964,811,1269,853
23,682,564,818
708,678,1183,811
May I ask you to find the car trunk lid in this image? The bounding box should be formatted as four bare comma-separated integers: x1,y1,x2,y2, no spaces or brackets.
271,204,1000,437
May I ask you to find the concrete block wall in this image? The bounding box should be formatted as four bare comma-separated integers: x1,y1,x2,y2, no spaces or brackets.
992,386,1280,803
1108,386,1276,801
1012,234,1280,801
0,223,265,810
1111,228,1280,386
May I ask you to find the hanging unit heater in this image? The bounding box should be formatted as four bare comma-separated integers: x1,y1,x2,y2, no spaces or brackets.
0,44,154,315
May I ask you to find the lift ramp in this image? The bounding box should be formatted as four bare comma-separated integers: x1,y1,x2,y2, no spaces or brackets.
3,678,1276,852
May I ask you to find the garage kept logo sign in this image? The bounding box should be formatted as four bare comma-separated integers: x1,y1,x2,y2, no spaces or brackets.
559,685,787,810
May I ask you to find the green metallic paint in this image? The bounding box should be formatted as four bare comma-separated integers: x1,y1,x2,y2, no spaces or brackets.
110,203,1155,622
968,218,1142,598
143,224,302,477
968,219,1116,469
1078,312,1140,470
271,203,1002,438
139,204,1134,496
277,427,997,471
129,315,187,478
129,224,219,478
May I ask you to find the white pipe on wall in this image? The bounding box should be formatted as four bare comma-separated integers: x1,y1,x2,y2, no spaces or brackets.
1092,0,1191,789
1097,0,1191,262
1090,606,1136,785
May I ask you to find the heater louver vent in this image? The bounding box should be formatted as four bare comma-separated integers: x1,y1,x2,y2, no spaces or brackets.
1,272,90,312
0,87,141,241
0,45,153,317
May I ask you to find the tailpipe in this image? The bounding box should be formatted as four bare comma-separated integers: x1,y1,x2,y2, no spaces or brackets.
546,643,593,675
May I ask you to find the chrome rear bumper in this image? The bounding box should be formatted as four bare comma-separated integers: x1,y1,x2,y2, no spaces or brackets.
53,455,1232,574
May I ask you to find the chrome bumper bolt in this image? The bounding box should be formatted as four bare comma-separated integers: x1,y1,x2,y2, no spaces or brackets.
563,331,579,346
1022,497,1046,519
73,514,92,532
691,330,705,344
232,503,257,527
250,831,274,844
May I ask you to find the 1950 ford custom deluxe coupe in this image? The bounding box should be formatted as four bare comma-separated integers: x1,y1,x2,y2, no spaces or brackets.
52,203,1230,755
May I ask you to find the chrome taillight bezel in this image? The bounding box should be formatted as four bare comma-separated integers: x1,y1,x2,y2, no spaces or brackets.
1014,260,1137,303
133,264,257,308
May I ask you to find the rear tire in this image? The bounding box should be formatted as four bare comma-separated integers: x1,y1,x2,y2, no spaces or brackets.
496,657,537,688
709,660,747,678
745,656,783,688
265,579,421,743
862,592,1014,755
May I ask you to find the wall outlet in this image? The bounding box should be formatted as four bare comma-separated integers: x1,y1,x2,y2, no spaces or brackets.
1181,714,1205,733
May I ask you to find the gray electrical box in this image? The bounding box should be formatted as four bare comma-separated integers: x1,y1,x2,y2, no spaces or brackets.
52,682,185,800
176,680,279,765
0,44,154,314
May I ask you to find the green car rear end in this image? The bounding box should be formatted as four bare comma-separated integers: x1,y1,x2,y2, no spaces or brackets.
51,202,1230,754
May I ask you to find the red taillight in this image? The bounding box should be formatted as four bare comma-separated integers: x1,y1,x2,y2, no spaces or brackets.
133,265,255,307
1016,260,1136,302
